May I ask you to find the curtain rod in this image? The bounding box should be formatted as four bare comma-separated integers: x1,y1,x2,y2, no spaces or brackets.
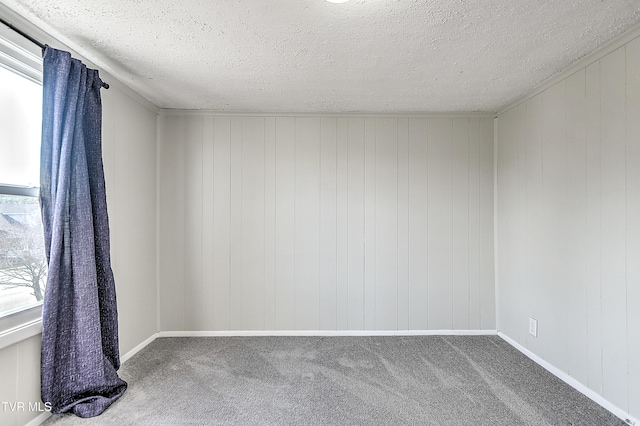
0,17,109,89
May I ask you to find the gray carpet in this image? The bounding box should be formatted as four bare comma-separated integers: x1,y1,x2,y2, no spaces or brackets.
43,336,623,425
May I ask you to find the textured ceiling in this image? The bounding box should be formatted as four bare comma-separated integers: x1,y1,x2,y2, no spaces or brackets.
3,0,640,112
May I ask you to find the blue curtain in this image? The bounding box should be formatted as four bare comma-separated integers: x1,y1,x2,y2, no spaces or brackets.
39,46,126,418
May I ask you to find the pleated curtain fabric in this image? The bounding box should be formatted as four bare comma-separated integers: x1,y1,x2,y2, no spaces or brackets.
39,46,126,418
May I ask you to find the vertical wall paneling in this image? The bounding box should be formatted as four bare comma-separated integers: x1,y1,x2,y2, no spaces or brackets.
427,118,454,329
468,118,481,329
347,118,365,329
538,81,568,371
542,81,568,372
516,105,528,345
101,90,118,336
212,116,231,330
97,88,157,350
14,336,40,425
294,117,321,330
184,116,203,330
120,93,158,345
408,118,429,329
364,118,376,330
320,117,338,330
496,107,519,339
565,69,588,385
201,116,215,330
585,61,603,393
336,118,350,329
159,115,186,331
0,336,47,426
161,113,494,333
229,117,243,330
626,37,640,419
453,118,470,329
275,117,296,329
241,117,266,330
599,48,627,410
375,118,399,330
397,118,410,330
497,37,640,421
0,335,45,426
264,117,277,330
523,95,544,355
479,117,496,329
112,94,133,346
0,341,17,419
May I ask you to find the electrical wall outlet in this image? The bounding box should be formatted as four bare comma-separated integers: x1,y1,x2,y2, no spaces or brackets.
529,318,538,337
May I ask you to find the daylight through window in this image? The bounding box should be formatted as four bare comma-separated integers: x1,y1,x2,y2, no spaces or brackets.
0,51,45,319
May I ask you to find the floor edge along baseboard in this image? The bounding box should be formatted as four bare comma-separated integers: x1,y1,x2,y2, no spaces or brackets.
120,333,159,364
497,332,637,426
156,329,498,337
23,410,51,426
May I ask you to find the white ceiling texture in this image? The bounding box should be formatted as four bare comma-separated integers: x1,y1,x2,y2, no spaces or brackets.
3,0,640,113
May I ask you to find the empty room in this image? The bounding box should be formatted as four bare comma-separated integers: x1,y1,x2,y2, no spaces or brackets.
0,0,639,425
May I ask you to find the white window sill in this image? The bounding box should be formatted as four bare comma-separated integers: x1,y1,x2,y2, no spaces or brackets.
0,319,42,350
0,306,43,350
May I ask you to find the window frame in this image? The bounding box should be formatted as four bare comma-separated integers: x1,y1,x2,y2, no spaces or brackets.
0,184,38,197
0,28,44,349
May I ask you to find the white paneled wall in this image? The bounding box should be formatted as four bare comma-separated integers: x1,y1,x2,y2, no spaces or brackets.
496,38,640,418
159,115,495,332
102,88,158,355
0,335,41,426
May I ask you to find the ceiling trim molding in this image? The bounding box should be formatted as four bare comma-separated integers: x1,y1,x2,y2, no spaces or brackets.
497,20,640,117
158,109,496,118
0,2,160,115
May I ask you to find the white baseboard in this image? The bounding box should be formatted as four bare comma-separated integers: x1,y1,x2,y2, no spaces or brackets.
24,411,51,426
120,333,159,364
497,332,638,426
158,329,497,337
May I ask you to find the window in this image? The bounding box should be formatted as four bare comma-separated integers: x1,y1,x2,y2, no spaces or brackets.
0,188,45,313
0,29,44,347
